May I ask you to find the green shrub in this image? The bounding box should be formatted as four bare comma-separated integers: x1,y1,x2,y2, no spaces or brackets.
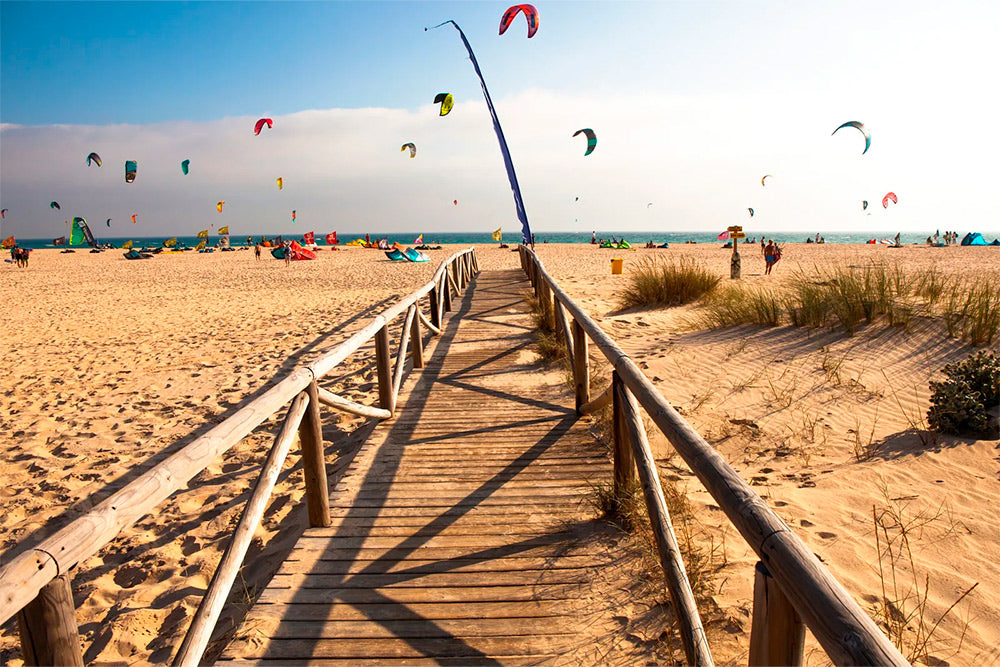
618,258,720,309
927,351,1000,435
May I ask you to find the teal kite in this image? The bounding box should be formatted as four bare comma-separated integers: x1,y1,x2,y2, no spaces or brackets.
181,159,190,175
573,128,597,156
832,121,871,155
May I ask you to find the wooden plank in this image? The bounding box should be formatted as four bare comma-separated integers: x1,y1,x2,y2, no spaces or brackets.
226,636,576,660
276,555,612,575
256,585,592,605
266,569,596,589
284,544,605,561
244,599,575,622
244,617,579,640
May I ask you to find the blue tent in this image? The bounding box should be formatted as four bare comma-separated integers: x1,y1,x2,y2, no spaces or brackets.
961,232,988,246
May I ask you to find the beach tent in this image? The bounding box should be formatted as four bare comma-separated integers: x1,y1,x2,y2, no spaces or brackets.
961,232,988,246
991,239,1000,246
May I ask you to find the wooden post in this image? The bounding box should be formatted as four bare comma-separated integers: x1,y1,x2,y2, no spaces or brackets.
374,325,395,413
611,372,636,503
457,258,466,290
429,285,440,330
299,380,330,528
410,304,424,369
749,561,805,667
443,271,453,312
16,574,83,667
573,320,590,413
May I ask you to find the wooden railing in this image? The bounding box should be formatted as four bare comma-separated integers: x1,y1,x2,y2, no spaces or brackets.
519,245,909,667
0,248,479,667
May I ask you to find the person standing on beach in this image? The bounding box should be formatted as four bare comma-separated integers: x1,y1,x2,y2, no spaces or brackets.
284,241,291,266
764,239,777,275
254,243,261,260
591,231,596,244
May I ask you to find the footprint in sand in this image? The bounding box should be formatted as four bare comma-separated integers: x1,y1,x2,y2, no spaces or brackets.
114,563,148,588
817,531,837,539
800,519,815,527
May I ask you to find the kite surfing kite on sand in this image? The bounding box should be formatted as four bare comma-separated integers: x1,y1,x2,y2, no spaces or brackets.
426,5,537,245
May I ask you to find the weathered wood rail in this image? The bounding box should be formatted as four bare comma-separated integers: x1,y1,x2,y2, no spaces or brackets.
0,248,479,666
519,245,909,667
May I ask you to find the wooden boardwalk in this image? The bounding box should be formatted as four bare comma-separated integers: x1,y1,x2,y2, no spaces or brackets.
221,270,641,665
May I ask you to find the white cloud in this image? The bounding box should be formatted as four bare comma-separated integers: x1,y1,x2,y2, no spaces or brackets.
2,87,998,239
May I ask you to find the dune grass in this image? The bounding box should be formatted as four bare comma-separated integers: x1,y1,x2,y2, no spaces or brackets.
702,262,1000,345
618,258,721,310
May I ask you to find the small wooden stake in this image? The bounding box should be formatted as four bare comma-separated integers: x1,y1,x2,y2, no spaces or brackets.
749,560,805,667
375,325,395,413
429,285,440,329
443,271,453,312
299,381,331,528
573,320,590,413
17,574,83,667
611,372,636,502
410,304,424,369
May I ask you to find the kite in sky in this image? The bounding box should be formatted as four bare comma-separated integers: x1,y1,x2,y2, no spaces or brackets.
131,214,137,224
427,10,535,244
748,208,755,217
217,201,225,213
181,159,190,175
291,210,296,221
499,4,539,38
573,128,597,156
862,200,868,210
254,118,273,135
0,209,7,218
882,192,897,208
277,177,283,190
125,160,137,183
832,121,871,155
401,142,417,158
50,201,61,210
87,152,102,167
106,218,111,227
761,174,773,187
434,93,454,116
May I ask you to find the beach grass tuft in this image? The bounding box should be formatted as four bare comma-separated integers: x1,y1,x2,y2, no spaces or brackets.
618,258,721,310
701,262,1000,345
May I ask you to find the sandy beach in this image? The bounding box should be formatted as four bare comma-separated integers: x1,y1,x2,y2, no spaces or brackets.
1,242,998,665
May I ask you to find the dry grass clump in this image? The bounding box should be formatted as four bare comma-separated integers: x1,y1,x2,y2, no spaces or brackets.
703,262,1000,345
703,285,783,328
871,485,977,663
618,258,721,310
526,291,567,362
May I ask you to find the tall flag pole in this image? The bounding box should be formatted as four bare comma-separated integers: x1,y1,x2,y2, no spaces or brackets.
428,19,533,247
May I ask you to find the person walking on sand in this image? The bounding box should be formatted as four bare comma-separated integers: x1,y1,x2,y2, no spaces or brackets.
284,241,291,266
764,239,777,275
254,243,262,260
591,231,596,244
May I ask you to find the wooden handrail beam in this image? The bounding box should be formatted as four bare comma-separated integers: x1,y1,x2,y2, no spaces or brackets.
172,391,310,667
392,305,416,401
616,380,713,667
315,387,391,420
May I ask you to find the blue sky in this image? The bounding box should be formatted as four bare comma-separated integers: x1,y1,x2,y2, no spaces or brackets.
2,1,999,239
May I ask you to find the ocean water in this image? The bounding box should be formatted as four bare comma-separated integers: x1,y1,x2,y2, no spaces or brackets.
12,230,995,250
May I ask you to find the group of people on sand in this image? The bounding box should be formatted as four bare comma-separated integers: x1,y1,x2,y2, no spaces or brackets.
8,246,30,267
